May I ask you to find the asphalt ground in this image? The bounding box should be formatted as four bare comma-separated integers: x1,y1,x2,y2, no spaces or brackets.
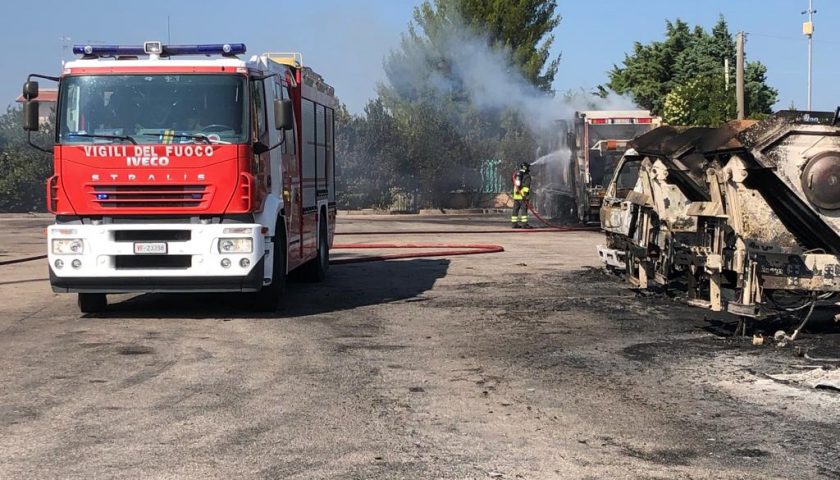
0,213,838,479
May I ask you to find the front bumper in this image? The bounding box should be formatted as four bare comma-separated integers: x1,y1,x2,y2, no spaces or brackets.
49,257,264,293
596,245,625,269
47,222,267,293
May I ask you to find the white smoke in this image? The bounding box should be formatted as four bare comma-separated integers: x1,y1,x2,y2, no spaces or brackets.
383,15,638,195
385,16,637,136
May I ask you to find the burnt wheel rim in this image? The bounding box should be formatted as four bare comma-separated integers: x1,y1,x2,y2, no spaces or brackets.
802,151,840,210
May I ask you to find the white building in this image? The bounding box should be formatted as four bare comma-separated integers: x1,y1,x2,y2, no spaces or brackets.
16,88,57,124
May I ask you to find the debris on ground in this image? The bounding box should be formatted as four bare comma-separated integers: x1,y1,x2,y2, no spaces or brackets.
767,367,840,392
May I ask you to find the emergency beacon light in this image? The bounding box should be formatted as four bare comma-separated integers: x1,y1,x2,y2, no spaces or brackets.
72,43,247,58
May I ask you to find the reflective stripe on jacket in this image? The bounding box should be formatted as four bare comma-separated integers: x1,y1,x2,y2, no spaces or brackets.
512,171,531,200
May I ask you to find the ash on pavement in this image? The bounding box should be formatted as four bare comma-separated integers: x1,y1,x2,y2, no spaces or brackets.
0,214,838,479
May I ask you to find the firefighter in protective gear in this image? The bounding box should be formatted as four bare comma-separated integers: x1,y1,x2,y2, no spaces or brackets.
511,162,533,228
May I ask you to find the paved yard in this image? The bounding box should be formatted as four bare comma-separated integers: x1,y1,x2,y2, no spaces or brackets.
0,214,838,479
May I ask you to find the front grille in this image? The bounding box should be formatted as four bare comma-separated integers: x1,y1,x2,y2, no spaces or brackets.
90,184,209,209
115,255,192,270
114,230,191,242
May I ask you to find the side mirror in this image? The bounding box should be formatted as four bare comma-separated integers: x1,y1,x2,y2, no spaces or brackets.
252,141,270,155
23,80,39,100
274,99,293,131
23,101,40,132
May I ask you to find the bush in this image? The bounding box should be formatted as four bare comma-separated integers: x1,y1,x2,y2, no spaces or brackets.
0,107,53,212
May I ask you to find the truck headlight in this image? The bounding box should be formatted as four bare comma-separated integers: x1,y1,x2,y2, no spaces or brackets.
218,238,252,253
52,238,84,255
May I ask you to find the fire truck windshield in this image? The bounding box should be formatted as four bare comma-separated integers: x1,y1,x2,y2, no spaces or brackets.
587,123,650,187
58,74,248,145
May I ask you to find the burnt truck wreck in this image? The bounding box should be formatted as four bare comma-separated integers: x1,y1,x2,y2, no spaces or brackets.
598,110,840,320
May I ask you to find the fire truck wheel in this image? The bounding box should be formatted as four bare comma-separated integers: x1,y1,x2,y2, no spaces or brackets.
301,216,329,282
78,293,107,314
254,222,287,312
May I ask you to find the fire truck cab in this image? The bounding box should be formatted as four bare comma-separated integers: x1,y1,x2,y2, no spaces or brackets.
571,110,660,223
22,42,337,313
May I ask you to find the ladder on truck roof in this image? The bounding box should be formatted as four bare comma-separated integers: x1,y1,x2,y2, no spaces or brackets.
264,52,303,68
262,52,335,97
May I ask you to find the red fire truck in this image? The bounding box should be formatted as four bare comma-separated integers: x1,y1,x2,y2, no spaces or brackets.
22,42,336,313
571,110,660,223
531,110,659,224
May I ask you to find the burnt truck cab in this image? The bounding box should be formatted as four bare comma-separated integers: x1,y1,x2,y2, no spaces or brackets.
597,112,840,318
597,126,712,274
597,148,647,270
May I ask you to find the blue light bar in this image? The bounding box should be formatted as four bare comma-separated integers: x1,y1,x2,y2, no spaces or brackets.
72,43,246,58
72,45,145,56
165,44,247,56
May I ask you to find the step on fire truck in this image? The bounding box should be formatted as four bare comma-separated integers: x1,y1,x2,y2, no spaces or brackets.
22,42,337,313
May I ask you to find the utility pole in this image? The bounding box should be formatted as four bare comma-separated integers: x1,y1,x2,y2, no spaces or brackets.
736,32,745,120
802,0,816,110
724,58,730,91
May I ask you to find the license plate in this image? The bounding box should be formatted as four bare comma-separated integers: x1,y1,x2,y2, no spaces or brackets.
134,242,167,255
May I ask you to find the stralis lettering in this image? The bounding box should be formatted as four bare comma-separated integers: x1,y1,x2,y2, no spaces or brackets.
91,173,207,182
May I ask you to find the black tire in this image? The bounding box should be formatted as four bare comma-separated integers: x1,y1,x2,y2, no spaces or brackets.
301,215,329,282
254,222,287,312
78,293,107,314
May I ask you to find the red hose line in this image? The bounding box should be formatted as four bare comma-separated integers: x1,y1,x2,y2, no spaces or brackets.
336,226,597,235
331,206,599,264
2,213,595,268
334,197,599,236
334,242,500,249
331,242,504,265
323,197,589,269
525,200,588,230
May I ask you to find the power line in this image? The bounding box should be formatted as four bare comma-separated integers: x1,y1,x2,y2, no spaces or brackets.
747,31,840,45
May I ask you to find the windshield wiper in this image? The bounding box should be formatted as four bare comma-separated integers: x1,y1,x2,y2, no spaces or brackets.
65,132,138,145
138,132,213,144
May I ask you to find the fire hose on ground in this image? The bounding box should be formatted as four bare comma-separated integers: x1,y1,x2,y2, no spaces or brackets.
330,242,505,265
0,205,597,267
332,200,597,264
0,254,47,267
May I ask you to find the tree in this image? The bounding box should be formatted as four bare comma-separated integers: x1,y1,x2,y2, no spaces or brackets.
607,15,778,125
744,61,775,119
454,0,561,91
663,76,735,127
0,107,53,212
374,0,558,204
334,100,400,209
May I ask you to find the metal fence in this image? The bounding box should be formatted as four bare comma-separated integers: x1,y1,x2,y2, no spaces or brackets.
480,158,505,194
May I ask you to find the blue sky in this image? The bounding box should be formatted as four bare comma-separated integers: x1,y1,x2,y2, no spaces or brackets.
2,0,836,113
